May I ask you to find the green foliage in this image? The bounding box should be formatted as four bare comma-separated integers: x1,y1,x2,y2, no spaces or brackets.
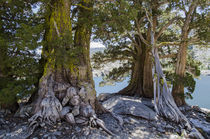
165,70,196,100
0,0,43,107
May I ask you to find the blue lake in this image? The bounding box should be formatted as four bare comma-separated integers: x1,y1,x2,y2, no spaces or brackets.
186,76,210,109
94,75,210,109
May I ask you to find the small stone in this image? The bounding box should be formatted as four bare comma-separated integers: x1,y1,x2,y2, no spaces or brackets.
75,117,87,124
80,105,95,117
83,128,90,136
72,106,80,116
66,113,75,124
62,87,77,106
67,87,77,98
60,106,71,118
54,131,62,136
0,130,6,138
78,87,87,99
40,122,45,127
157,127,165,133
70,95,80,106
165,124,175,130
75,126,81,133
65,127,69,130
43,134,49,138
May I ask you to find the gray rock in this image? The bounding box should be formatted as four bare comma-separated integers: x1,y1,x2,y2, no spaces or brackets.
70,95,80,106
103,96,157,120
165,124,175,130
80,105,95,117
40,122,45,127
0,130,6,138
67,87,77,98
53,131,62,136
66,113,75,124
62,87,77,106
83,127,90,136
60,106,71,118
75,117,88,124
78,87,87,99
190,118,210,135
189,128,204,139
157,128,165,133
72,106,80,116
75,126,81,133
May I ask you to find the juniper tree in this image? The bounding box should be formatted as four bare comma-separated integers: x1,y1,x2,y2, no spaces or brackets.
92,0,178,98
170,0,210,106
28,1,113,134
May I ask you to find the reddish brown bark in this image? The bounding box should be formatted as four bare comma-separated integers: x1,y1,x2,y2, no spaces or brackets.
172,3,197,106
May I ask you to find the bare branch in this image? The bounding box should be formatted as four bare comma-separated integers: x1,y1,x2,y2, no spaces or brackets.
159,53,177,59
155,17,177,40
144,8,153,28
182,2,197,33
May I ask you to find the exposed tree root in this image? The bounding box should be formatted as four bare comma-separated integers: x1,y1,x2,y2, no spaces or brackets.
28,73,114,136
152,47,191,129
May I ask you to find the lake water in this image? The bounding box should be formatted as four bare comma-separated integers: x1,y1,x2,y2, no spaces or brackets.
94,75,210,109
186,76,210,109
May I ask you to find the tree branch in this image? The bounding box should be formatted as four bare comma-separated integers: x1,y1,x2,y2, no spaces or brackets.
159,53,177,59
157,42,180,47
135,17,150,46
155,17,177,40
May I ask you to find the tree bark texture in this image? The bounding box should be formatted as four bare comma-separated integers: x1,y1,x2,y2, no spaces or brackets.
118,37,153,98
172,3,196,106
29,0,106,130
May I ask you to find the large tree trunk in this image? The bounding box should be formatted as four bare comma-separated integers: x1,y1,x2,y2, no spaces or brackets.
118,37,153,98
118,49,144,96
172,43,187,106
143,48,153,98
172,2,196,107
29,0,106,130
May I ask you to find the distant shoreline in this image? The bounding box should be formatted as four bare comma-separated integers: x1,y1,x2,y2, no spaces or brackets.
201,70,210,76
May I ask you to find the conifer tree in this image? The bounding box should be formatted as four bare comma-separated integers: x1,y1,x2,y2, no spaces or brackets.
171,0,210,106
0,0,42,111
29,1,112,133
93,0,176,98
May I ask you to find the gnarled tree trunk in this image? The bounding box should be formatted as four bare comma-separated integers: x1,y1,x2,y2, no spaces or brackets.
118,37,153,98
172,2,196,106
29,1,110,133
172,43,187,106
143,48,153,98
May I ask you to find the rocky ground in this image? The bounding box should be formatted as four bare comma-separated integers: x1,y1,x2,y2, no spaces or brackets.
0,94,210,139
